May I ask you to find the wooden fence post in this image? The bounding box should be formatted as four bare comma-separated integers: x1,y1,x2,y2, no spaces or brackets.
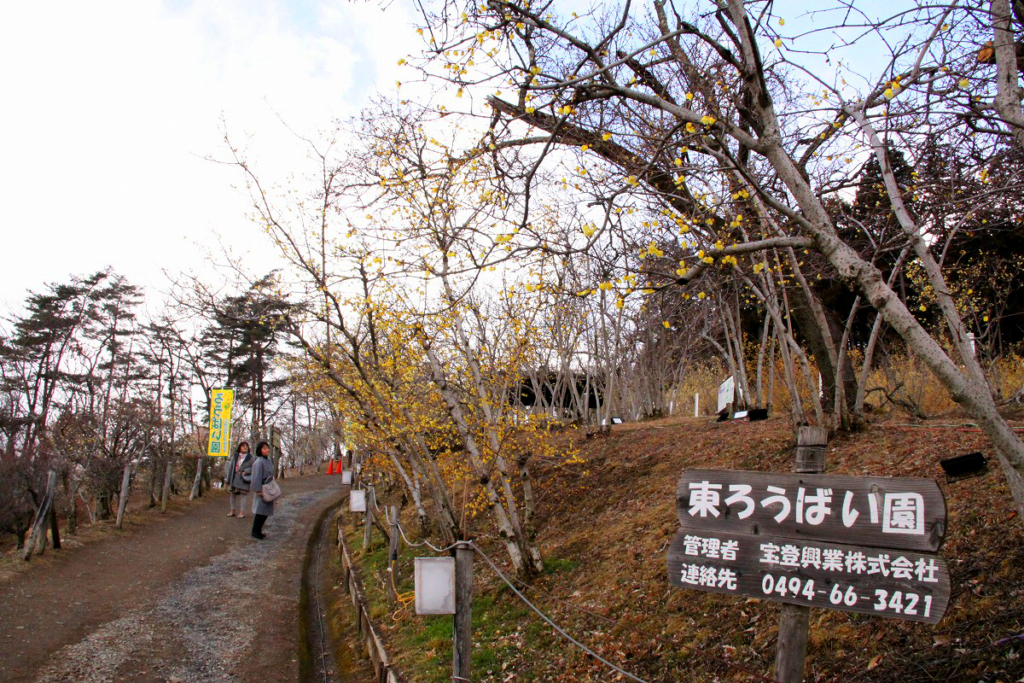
453,541,473,682
364,486,375,550
387,505,399,604
774,426,828,682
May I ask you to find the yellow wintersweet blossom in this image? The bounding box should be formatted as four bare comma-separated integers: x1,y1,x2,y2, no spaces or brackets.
958,78,969,89
663,321,671,328
701,115,716,126
774,38,783,48
884,88,894,99
581,223,597,237
598,281,613,291
615,297,624,310
685,92,694,100
526,106,536,114
686,122,697,133
602,132,612,141
626,175,639,187
698,292,706,299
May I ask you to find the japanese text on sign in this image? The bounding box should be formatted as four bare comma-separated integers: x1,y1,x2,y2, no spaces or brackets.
676,470,946,552
207,389,234,457
667,529,949,624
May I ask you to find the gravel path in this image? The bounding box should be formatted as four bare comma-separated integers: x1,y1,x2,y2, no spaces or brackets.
0,475,348,683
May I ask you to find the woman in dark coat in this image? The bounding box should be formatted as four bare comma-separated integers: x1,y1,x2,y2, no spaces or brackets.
226,441,253,518
250,441,275,539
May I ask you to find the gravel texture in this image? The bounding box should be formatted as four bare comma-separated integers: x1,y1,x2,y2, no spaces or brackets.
0,476,345,683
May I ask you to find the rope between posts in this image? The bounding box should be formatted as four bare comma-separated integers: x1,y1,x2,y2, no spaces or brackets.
467,541,652,683
370,510,775,682
395,518,461,553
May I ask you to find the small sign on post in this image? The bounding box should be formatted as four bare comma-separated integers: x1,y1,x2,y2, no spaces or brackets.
414,557,456,615
341,470,353,485
350,489,366,513
717,376,734,413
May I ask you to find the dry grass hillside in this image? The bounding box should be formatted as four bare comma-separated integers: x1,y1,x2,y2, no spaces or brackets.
344,414,1024,683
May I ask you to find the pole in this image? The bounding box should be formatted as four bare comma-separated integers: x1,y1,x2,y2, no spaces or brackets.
774,426,828,682
363,486,375,550
453,542,473,682
387,505,399,604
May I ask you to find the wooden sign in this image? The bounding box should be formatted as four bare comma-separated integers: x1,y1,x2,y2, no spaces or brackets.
667,528,950,624
676,469,946,552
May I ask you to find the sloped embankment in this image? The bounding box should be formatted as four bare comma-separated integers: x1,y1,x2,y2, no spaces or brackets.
343,416,1024,682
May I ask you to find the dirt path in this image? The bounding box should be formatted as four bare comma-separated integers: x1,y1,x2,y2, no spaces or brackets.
0,474,351,683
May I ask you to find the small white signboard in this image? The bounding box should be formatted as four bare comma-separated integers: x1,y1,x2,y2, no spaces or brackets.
350,489,366,512
414,557,456,615
717,376,735,412
341,470,353,485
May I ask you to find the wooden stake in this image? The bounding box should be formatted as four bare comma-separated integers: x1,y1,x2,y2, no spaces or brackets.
453,542,473,682
774,426,828,682
387,505,399,604
363,486,375,550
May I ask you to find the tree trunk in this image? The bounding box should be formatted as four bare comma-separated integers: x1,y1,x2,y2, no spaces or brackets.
115,462,132,529
23,471,57,561
161,457,173,512
189,457,203,501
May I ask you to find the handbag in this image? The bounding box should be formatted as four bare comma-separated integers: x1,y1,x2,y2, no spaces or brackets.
261,479,282,502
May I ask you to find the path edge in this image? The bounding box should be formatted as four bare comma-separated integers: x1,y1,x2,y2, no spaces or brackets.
337,515,405,683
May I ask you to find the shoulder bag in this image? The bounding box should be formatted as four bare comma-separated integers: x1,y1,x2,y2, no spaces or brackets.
261,478,282,502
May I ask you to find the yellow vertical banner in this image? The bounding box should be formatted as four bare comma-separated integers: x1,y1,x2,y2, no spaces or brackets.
207,389,235,456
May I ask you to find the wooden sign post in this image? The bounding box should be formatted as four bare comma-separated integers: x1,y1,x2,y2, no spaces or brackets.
453,542,473,683
779,426,825,683
388,505,400,604
669,427,949,682
363,486,377,551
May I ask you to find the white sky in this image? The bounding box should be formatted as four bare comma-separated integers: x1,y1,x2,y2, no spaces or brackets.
0,0,418,311
0,0,913,315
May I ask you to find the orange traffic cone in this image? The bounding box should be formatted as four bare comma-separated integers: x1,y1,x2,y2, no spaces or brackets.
327,460,334,475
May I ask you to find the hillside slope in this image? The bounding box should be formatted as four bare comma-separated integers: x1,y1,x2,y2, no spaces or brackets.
350,415,1024,682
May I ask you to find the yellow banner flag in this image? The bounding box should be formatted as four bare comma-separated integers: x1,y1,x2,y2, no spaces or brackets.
207,389,235,456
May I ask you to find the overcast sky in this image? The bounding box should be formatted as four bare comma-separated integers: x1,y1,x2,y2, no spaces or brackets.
0,0,416,311
0,0,905,314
